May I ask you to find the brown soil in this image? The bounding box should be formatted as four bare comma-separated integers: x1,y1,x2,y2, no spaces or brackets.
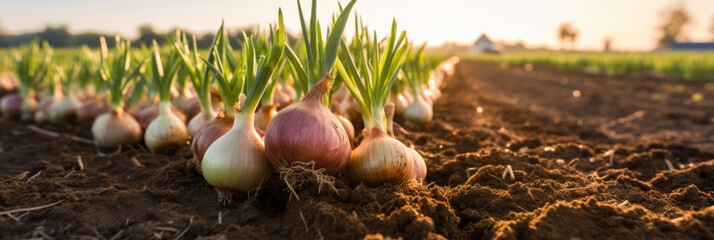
1,61,713,239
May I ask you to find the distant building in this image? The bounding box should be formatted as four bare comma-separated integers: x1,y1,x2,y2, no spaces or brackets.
471,34,503,54
667,42,714,51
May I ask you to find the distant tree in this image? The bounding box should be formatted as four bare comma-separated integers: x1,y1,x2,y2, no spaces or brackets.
135,25,164,46
557,22,579,50
39,25,71,47
656,6,691,48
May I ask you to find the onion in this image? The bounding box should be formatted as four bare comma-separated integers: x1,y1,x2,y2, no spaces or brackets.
34,97,56,124
92,108,142,148
255,103,278,131
127,99,156,120
0,94,22,119
408,148,426,184
49,94,80,124
171,89,193,112
265,78,351,175
391,93,408,117
202,110,272,191
20,96,38,122
273,84,293,108
188,112,216,138
138,104,187,129
191,115,233,166
144,102,189,153
335,113,355,145
346,128,414,187
76,98,108,125
403,95,433,124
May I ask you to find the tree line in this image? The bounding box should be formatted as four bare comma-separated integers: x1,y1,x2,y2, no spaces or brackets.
0,24,298,48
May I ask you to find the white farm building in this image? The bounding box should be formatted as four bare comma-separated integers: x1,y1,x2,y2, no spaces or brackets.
471,34,502,54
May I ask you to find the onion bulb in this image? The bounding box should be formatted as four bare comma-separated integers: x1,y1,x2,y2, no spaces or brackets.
391,93,408,117
49,93,80,124
0,93,22,119
335,113,355,145
255,103,278,131
403,95,433,124
346,128,414,187
127,99,156,120
202,111,272,191
92,108,142,148
77,98,108,125
188,112,216,138
191,115,233,167
408,148,426,184
20,95,37,122
34,97,56,124
265,77,351,175
144,102,189,153
138,104,187,129
273,84,292,108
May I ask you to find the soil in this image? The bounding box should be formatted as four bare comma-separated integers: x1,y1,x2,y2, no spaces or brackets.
1,60,713,240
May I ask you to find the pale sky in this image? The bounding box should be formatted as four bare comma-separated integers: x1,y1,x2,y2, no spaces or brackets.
0,0,713,51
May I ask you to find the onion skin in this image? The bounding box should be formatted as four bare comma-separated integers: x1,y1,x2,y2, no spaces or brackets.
0,93,22,119
91,108,142,148
34,97,56,124
138,104,188,129
403,95,433,124
20,96,38,122
192,116,233,164
144,102,189,153
76,98,108,125
49,95,80,124
392,93,408,117
255,104,278,131
273,84,293,109
408,148,427,184
188,113,216,138
127,99,156,120
265,78,351,175
346,128,414,187
335,114,355,146
202,112,272,191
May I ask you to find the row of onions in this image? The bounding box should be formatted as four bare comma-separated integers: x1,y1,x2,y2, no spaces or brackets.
0,0,460,192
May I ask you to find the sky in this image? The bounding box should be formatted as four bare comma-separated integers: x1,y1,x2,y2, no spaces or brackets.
0,0,713,51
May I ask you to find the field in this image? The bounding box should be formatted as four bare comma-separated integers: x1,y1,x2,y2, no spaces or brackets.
468,51,714,81
1,58,713,239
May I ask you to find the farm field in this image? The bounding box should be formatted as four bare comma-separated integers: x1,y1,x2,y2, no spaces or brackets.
1,60,713,239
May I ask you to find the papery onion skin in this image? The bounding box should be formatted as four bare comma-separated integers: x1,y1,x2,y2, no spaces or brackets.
403,95,433,124
335,114,355,146
49,95,80,124
191,116,233,165
346,128,414,187
76,98,107,125
20,96,38,122
255,104,278,131
138,104,188,129
273,85,293,109
392,93,408,117
91,108,142,148
408,148,427,184
188,113,216,137
202,113,272,191
264,78,351,175
34,97,56,124
0,93,22,119
127,99,156,119
144,102,189,153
